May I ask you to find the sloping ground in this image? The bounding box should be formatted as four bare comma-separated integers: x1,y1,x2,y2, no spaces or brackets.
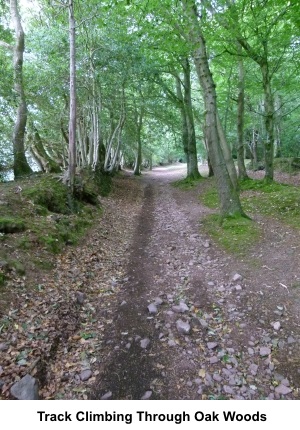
1,165,300,399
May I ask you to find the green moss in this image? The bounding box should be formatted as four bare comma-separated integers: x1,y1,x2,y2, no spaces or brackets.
0,272,6,286
241,182,300,228
239,178,288,193
0,217,26,234
172,176,203,190
23,176,71,214
202,214,261,255
8,259,26,275
200,186,219,209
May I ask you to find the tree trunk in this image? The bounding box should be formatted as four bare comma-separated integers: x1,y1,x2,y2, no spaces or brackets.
133,110,143,176
30,125,61,173
261,60,274,181
216,113,238,189
182,58,201,180
68,0,76,192
175,75,190,174
182,0,245,218
237,52,248,180
10,0,32,178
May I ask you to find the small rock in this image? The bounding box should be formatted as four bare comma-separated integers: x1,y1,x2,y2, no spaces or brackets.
168,340,177,347
248,348,254,355
199,319,208,329
260,347,271,356
223,385,234,394
176,319,191,334
154,297,163,305
281,379,290,387
140,338,150,349
147,303,158,314
249,364,258,375
210,356,219,364
231,273,242,282
203,241,210,248
125,343,131,349
213,374,222,382
287,336,295,344
272,321,281,330
76,291,86,305
141,390,152,400
10,374,39,400
80,369,92,381
207,342,218,350
101,391,112,400
275,385,292,395
172,302,189,313
0,343,9,352
120,301,127,306
235,285,242,291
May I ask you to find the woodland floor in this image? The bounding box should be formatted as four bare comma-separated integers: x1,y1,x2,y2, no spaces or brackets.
1,164,300,400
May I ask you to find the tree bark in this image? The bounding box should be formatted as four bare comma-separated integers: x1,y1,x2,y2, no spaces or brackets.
261,60,274,181
10,0,32,178
182,0,245,217
133,108,143,176
29,125,61,173
237,51,248,180
68,0,77,192
182,58,201,180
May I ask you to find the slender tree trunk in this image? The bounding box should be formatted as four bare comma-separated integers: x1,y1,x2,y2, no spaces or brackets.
10,0,32,178
175,75,190,173
261,60,274,181
68,0,76,192
133,109,143,176
237,51,248,180
182,58,201,180
182,0,245,217
29,125,61,173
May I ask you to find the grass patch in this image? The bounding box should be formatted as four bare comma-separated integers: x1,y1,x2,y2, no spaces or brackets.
0,217,26,234
173,176,203,190
201,177,300,230
202,214,261,255
240,179,300,228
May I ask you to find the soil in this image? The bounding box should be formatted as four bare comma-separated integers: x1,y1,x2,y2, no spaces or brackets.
1,164,300,400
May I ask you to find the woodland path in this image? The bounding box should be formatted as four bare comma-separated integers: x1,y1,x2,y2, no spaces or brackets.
2,164,300,400
90,165,300,400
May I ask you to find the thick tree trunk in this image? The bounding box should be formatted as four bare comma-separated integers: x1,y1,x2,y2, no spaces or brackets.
237,53,248,180
182,0,245,217
68,0,77,192
216,113,238,189
10,0,32,178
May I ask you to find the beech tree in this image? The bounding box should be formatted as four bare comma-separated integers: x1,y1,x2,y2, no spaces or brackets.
181,0,245,217
0,0,32,178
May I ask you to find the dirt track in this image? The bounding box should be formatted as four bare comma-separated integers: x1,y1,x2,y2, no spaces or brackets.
90,165,300,400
